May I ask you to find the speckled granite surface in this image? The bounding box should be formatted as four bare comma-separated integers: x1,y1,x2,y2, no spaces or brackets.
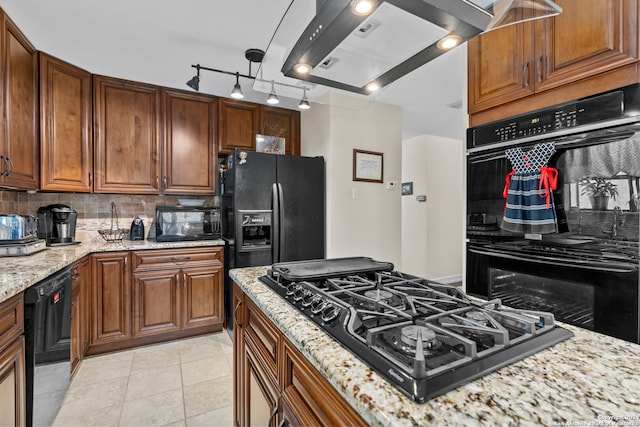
230,266,640,427
0,229,225,304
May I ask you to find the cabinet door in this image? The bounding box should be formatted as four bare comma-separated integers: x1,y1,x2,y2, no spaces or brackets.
90,252,131,346
218,98,260,154
281,339,366,427
40,52,93,192
244,340,279,427
70,256,90,376
535,0,640,92
260,106,300,156
233,283,245,427
467,18,535,114
0,337,26,427
70,283,81,376
132,269,181,337
181,266,223,329
163,89,217,194
1,13,39,190
93,76,161,194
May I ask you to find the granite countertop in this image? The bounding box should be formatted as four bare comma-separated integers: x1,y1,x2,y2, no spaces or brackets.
230,266,640,427
0,230,225,304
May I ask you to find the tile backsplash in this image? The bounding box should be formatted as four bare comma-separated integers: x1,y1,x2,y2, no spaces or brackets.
0,190,217,230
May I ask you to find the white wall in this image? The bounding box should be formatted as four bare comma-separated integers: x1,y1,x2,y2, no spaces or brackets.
301,92,402,267
401,135,464,281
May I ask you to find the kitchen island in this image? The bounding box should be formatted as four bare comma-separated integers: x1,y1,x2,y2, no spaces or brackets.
230,266,640,427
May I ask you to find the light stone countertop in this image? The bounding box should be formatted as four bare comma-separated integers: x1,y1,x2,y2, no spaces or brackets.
0,229,225,304
230,266,640,427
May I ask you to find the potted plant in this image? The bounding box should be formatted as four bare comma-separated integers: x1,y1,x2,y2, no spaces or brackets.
580,178,619,210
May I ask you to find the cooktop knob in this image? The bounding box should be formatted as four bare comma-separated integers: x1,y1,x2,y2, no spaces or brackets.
286,283,301,296
310,299,328,314
321,304,340,323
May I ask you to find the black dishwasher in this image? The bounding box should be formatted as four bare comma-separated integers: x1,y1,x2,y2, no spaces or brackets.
24,266,73,427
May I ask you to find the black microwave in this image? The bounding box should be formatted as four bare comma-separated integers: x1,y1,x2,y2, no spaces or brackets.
155,206,221,242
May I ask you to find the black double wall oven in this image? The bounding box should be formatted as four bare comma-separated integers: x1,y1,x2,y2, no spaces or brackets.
466,84,640,344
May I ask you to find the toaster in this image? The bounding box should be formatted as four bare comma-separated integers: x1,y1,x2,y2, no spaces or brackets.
0,214,39,241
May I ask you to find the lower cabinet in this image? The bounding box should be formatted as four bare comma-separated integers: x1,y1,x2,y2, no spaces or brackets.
89,247,224,355
71,256,90,376
233,283,365,427
0,293,26,427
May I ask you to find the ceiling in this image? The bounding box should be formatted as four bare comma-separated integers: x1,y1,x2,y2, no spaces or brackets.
0,0,467,141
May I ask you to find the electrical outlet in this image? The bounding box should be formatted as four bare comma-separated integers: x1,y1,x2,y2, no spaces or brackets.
352,187,359,199
386,180,397,190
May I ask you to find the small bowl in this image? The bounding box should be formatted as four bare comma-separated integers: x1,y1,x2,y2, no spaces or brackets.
177,198,205,207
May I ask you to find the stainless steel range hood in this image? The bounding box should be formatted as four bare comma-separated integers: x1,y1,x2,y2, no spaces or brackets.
281,0,562,94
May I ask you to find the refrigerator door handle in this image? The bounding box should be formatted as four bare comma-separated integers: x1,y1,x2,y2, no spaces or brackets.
272,183,280,263
277,183,285,260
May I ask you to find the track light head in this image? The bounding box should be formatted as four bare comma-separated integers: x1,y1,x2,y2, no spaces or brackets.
230,72,244,99
186,75,200,91
267,80,280,105
298,88,311,110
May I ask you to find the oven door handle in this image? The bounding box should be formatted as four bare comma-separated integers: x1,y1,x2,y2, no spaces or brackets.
468,247,638,273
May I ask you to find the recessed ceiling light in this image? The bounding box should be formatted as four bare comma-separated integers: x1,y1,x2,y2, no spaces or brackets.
294,63,311,74
352,0,376,15
437,35,462,50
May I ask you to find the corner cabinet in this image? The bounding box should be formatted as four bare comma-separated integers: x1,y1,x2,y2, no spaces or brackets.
233,283,366,427
0,10,39,190
40,52,93,192
93,76,162,194
468,0,640,123
162,89,217,194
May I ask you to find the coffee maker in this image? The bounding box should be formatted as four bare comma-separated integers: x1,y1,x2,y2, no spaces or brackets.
37,204,79,246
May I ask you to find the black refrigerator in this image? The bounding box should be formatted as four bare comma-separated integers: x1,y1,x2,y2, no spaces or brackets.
221,149,325,329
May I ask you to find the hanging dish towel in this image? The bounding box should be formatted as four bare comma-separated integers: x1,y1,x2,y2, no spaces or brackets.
501,142,558,234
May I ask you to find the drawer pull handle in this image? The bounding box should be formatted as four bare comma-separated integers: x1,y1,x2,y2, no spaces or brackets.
523,62,530,87
170,256,191,264
234,300,243,328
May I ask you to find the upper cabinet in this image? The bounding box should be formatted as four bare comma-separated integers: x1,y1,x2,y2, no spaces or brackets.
0,10,39,190
218,98,301,156
218,98,260,154
93,76,162,194
468,0,640,123
162,89,217,195
39,53,92,192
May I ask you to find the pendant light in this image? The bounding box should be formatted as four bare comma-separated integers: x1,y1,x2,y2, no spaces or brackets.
298,88,310,110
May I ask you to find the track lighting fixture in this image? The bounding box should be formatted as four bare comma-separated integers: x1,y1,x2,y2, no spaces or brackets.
267,80,280,105
298,88,310,110
186,49,312,109
230,72,244,99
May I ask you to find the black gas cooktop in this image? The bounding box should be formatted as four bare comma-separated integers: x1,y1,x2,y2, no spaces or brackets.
259,257,574,403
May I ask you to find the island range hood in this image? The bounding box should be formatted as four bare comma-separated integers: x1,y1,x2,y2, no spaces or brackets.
281,0,562,94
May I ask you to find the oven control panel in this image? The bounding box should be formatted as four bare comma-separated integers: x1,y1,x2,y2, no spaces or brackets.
468,87,627,148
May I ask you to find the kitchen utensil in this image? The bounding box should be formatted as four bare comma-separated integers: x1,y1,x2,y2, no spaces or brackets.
98,202,128,242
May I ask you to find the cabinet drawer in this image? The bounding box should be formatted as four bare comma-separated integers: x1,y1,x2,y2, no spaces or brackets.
132,247,223,272
245,298,279,385
0,294,24,353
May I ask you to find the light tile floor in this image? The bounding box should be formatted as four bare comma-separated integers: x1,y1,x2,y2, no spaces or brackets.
52,332,234,427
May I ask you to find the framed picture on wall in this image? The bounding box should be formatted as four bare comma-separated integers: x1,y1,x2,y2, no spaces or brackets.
353,149,383,183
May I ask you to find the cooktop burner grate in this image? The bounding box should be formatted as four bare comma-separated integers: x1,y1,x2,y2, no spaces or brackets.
260,257,574,403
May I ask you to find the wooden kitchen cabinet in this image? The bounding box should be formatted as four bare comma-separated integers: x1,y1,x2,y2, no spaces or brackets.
93,75,161,194
218,98,260,154
468,0,640,122
260,106,300,156
162,89,217,194
0,10,39,190
0,293,26,427
232,283,366,427
131,248,224,337
70,256,90,376
89,252,131,352
40,52,93,192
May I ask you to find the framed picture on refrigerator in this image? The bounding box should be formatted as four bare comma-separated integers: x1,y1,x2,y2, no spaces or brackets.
353,149,383,183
